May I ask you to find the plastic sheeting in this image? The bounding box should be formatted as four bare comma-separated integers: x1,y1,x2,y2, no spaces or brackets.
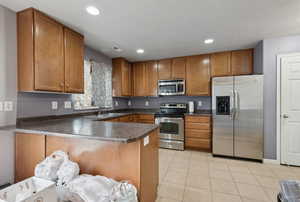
34,151,138,202
35,151,68,181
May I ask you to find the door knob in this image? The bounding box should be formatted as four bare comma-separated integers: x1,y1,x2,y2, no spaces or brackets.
283,114,289,118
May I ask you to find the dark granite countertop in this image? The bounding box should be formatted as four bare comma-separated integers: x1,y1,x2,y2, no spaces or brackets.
15,115,159,143
184,110,212,116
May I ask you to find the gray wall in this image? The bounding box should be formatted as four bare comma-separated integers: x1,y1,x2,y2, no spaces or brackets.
254,41,263,74
262,35,300,160
0,5,17,185
17,47,114,118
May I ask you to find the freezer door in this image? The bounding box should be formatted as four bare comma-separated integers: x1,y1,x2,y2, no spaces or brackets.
212,77,234,156
234,75,263,160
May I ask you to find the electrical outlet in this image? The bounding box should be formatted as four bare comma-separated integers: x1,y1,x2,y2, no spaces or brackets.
4,101,13,111
198,101,202,107
0,102,3,111
115,101,119,107
128,101,131,106
145,101,149,106
51,101,58,110
64,101,72,109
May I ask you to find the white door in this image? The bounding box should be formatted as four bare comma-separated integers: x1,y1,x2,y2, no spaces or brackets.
281,55,300,166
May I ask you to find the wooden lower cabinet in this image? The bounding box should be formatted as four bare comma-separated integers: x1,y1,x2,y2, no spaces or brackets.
15,133,46,182
185,115,212,151
104,114,155,124
15,129,159,202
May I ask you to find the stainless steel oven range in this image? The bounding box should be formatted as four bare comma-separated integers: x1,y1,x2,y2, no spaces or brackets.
155,103,187,150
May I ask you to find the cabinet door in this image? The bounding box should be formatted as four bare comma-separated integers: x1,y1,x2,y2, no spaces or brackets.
15,133,46,182
172,57,186,79
34,11,64,92
158,59,172,80
64,28,84,93
231,49,253,75
122,60,132,96
211,51,232,77
146,61,158,96
133,62,147,96
186,55,211,96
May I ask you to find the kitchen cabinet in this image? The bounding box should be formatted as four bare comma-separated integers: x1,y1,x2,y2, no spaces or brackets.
158,59,172,80
186,54,211,96
231,49,253,75
132,61,158,96
134,114,155,124
211,51,232,77
112,58,132,97
171,57,186,79
185,115,211,151
15,133,46,182
17,8,84,93
145,61,158,96
158,58,186,80
133,62,147,96
64,28,84,93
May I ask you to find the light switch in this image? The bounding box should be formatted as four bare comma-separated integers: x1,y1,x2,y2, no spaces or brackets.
145,101,149,106
52,101,58,110
115,101,119,107
64,101,72,109
4,101,13,111
0,102,3,111
128,100,131,106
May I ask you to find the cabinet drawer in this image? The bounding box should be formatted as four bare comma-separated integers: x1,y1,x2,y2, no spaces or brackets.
119,115,132,122
185,116,211,123
185,122,210,130
186,129,211,139
136,114,154,120
185,138,211,150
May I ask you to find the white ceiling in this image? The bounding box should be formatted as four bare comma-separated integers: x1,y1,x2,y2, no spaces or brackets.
1,0,300,61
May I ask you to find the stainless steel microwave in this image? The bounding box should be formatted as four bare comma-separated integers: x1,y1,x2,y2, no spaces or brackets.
158,79,185,96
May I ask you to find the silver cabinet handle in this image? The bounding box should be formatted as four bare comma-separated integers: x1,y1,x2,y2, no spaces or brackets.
283,114,289,118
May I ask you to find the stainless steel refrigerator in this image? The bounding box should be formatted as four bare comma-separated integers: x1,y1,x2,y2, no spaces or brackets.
212,75,263,160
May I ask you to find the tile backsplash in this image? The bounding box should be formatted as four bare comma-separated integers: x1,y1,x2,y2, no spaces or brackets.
113,96,211,110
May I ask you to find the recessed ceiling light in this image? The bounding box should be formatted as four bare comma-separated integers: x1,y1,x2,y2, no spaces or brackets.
86,6,100,16
204,39,214,44
136,49,144,54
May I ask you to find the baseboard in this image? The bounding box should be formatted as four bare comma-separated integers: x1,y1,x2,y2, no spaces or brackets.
263,158,280,164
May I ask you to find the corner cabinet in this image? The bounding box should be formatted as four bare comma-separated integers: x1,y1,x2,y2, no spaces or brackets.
112,58,132,97
186,54,211,96
17,8,84,93
231,49,253,75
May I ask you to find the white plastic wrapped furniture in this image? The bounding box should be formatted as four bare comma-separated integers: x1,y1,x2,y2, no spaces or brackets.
0,177,57,202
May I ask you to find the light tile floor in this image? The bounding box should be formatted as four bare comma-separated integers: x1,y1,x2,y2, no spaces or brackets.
157,149,300,202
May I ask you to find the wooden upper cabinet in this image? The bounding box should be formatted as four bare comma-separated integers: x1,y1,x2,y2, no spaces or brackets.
17,8,84,93
172,57,186,79
133,62,147,96
211,51,231,77
34,11,64,92
145,61,158,96
231,49,253,75
158,59,172,80
186,55,211,96
64,28,84,93
112,58,132,97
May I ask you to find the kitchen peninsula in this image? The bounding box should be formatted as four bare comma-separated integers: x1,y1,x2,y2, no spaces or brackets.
14,114,159,202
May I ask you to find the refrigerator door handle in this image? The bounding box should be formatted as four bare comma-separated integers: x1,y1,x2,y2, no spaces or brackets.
230,90,235,120
235,90,240,120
